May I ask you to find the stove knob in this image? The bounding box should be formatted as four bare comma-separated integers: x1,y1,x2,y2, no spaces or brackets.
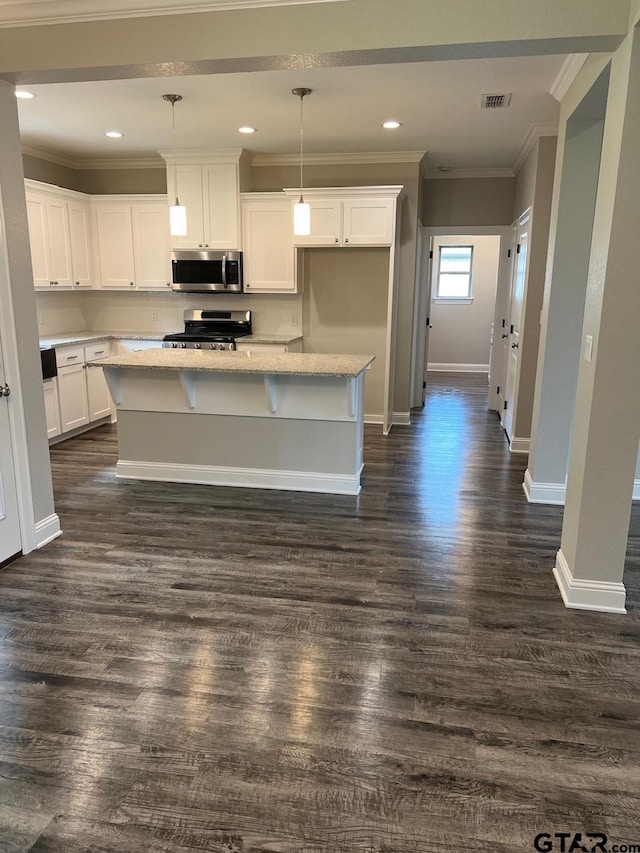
194,342,201,349
216,343,223,351
171,342,178,348
180,342,187,349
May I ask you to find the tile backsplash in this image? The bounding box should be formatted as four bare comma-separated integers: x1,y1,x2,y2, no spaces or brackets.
36,290,303,337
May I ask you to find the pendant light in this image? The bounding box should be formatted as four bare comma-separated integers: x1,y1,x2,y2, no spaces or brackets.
292,87,312,236
163,94,187,237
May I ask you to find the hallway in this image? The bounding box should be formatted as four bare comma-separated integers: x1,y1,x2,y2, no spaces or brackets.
0,373,639,851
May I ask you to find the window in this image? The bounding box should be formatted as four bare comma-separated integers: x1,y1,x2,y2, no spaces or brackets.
435,245,473,300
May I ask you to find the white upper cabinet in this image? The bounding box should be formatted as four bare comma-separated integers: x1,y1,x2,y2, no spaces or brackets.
241,194,296,294
25,192,52,289
293,198,342,247
25,181,94,290
44,196,73,287
68,199,93,288
92,196,171,290
26,187,73,289
286,188,399,248
163,154,241,251
167,164,205,249
94,205,137,289
131,203,172,290
342,197,396,246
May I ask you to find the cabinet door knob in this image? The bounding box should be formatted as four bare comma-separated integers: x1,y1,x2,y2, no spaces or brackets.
75,281,80,286
166,282,171,287
129,281,135,286
345,238,349,243
198,244,203,248
335,238,339,243
245,283,250,288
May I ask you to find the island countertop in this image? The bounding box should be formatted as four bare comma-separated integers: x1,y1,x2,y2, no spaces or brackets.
92,348,374,377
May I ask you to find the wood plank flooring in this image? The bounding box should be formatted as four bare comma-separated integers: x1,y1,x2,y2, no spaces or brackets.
1,372,639,852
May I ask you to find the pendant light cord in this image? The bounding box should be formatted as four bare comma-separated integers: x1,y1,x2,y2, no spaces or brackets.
299,92,304,203
171,100,179,206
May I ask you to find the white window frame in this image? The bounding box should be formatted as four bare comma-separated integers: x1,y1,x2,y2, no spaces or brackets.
434,244,474,303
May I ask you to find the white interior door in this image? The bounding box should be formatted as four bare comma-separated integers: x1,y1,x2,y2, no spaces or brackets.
0,334,21,562
422,237,434,403
503,211,530,438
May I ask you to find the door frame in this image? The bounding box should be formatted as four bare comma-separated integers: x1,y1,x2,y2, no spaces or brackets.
411,225,511,410
0,183,37,554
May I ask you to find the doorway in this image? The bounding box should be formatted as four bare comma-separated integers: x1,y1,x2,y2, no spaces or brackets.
413,227,510,411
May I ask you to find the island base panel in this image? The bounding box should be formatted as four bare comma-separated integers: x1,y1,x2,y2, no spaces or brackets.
115,411,364,495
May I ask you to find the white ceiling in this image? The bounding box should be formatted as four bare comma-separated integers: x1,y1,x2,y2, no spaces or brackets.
17,54,564,172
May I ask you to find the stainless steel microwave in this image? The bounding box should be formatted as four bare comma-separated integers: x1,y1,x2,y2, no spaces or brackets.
170,250,243,293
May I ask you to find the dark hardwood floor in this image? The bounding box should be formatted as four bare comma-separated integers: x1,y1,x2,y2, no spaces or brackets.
1,372,639,852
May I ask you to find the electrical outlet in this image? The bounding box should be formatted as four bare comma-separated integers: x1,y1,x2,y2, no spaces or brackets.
151,309,159,323
291,313,299,327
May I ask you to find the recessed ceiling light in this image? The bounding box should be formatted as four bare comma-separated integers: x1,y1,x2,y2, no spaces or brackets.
382,120,402,129
238,126,257,134
15,90,35,100
105,130,124,138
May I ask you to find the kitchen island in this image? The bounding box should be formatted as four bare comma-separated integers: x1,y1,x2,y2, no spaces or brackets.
91,349,374,495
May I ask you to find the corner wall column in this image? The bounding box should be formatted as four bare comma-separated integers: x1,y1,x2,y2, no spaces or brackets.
525,114,605,504
553,26,640,613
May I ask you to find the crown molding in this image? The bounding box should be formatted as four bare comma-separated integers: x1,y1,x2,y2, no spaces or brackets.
550,54,589,102
283,185,403,199
0,0,346,28
512,123,558,176
251,151,427,167
425,167,515,180
21,144,78,169
23,144,165,170
78,157,165,170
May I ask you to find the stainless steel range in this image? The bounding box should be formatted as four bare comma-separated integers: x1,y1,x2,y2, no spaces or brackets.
162,310,252,350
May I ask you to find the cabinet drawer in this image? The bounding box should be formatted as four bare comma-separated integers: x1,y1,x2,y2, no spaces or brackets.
84,341,112,362
55,345,85,367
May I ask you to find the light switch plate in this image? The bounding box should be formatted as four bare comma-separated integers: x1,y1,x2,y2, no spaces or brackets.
584,334,593,363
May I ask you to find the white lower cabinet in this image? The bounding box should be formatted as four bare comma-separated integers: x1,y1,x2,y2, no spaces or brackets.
48,341,117,440
43,378,62,439
85,342,114,420
57,362,89,432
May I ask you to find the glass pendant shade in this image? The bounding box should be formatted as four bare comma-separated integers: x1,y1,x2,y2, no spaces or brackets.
169,202,187,237
293,198,311,236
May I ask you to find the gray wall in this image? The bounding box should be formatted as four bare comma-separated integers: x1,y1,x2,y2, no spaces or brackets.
422,177,515,226
427,234,501,368
23,154,166,194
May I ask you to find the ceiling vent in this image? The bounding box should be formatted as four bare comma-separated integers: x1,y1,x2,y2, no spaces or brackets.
480,93,512,109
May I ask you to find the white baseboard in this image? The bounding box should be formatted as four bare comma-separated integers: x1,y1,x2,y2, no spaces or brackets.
49,415,111,446
524,472,640,504
523,469,566,504
365,412,411,426
509,436,530,454
427,363,489,373
553,549,626,614
392,411,411,426
116,460,362,496
34,513,62,549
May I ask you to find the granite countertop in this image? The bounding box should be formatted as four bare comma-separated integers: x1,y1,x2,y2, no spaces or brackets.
39,331,164,348
239,334,303,345
91,349,374,378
